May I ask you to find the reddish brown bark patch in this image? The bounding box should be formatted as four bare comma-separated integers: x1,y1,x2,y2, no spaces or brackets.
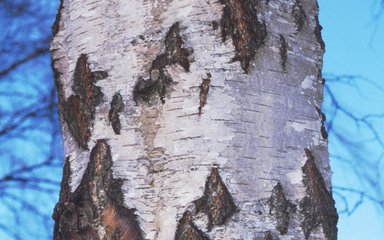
52,140,143,240
133,22,192,105
268,182,292,235
195,167,237,230
174,211,210,240
109,92,124,134
292,0,306,32
219,0,267,73
63,54,107,149
300,149,338,240
198,73,211,116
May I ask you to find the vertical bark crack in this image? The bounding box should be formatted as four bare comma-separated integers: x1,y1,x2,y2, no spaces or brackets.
300,149,338,240
109,92,124,134
52,0,63,36
63,54,108,149
279,35,288,71
268,182,292,235
313,13,325,49
174,211,210,240
195,167,237,230
52,140,143,240
198,73,211,116
219,0,267,73
315,107,328,140
292,0,306,32
133,22,193,105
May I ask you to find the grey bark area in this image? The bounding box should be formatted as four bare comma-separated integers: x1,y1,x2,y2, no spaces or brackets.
51,0,337,239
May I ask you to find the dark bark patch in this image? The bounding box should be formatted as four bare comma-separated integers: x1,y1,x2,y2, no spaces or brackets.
195,167,237,230
211,20,219,31
63,54,108,149
292,0,306,32
314,15,325,49
263,231,279,240
52,0,63,35
300,149,338,240
279,35,288,71
109,93,124,134
53,140,143,240
268,182,291,235
315,107,328,140
174,211,210,240
133,22,192,105
198,73,211,116
219,0,267,73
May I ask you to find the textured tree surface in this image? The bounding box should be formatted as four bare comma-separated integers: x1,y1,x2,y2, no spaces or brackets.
51,0,337,239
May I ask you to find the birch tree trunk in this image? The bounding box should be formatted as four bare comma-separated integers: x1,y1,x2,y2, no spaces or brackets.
51,0,338,239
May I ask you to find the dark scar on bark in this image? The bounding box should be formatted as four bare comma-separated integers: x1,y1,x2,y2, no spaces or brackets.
292,0,306,32
314,14,325,49
194,167,237,230
52,0,63,35
109,93,124,134
52,140,144,240
198,73,211,116
63,54,107,149
315,107,328,140
268,182,293,235
133,22,193,105
279,35,288,71
219,0,267,73
263,231,276,240
174,211,210,240
300,149,338,240
211,20,219,30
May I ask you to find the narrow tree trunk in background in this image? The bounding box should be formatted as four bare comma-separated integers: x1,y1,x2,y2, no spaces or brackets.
51,0,338,239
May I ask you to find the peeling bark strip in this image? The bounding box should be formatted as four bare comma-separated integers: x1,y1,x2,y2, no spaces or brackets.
133,22,192,104
300,149,338,240
63,54,107,149
279,35,288,71
195,167,237,230
292,0,306,32
174,211,210,240
198,73,211,116
109,93,124,134
268,182,291,235
52,140,143,240
219,0,267,73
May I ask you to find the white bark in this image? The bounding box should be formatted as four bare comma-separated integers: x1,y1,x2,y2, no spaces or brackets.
52,0,336,239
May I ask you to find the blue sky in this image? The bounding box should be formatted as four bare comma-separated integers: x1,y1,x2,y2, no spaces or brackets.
320,0,384,239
